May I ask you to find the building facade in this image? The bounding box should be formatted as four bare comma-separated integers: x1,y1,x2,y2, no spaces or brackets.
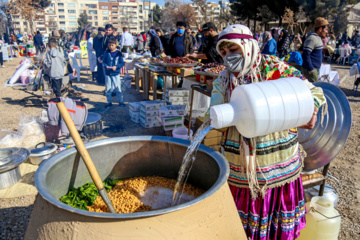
11,0,156,34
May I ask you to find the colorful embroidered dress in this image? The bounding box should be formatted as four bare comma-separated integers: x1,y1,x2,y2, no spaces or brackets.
208,54,326,240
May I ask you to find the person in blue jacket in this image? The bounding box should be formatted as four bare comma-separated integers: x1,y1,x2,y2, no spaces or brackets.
102,38,125,108
260,31,277,55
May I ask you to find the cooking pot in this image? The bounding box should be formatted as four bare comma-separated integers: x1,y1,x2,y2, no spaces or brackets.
0,148,30,189
29,142,57,165
25,136,246,240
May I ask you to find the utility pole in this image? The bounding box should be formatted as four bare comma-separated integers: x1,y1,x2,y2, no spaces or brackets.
151,9,153,27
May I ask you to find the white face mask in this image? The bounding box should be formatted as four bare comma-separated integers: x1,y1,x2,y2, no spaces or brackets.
223,53,244,72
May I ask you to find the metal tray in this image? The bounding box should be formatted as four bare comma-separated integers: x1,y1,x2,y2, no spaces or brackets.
149,62,164,66
161,62,199,68
204,69,221,77
298,82,352,171
193,69,215,77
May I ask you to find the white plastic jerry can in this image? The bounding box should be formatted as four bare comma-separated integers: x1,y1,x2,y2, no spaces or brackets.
298,196,341,240
210,77,314,138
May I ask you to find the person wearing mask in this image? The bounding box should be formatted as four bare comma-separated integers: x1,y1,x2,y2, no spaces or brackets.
170,21,193,58
302,17,329,82
148,29,163,57
208,24,326,239
93,27,106,85
186,22,222,63
120,27,134,53
277,29,290,59
342,32,349,45
271,28,279,43
260,31,277,55
87,29,98,82
34,30,44,56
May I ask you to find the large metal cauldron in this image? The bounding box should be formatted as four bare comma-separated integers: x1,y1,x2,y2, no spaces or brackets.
25,136,246,239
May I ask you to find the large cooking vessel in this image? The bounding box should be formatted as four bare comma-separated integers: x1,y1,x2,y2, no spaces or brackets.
25,136,245,239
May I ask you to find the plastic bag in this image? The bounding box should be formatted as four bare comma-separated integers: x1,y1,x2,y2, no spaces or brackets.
0,115,46,149
0,130,23,148
18,115,46,149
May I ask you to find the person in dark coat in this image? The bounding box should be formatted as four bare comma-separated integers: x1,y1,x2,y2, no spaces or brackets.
93,27,105,85
169,21,193,57
149,29,162,57
277,29,290,59
187,28,197,50
186,22,223,63
34,31,44,56
157,29,171,56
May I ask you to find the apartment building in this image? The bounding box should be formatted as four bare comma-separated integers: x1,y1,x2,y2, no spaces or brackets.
11,0,156,35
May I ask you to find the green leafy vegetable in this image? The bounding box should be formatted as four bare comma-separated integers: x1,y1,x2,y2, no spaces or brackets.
59,179,121,211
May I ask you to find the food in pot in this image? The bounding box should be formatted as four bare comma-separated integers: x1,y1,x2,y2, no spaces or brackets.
60,176,204,214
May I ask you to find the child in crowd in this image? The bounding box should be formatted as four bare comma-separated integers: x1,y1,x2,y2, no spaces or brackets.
102,38,125,107
44,38,66,97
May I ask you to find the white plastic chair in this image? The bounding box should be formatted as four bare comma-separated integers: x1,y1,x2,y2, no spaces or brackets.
337,48,350,65
69,52,87,82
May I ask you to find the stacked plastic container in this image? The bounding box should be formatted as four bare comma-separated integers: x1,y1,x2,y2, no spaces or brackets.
159,105,187,131
129,102,141,123
139,100,164,128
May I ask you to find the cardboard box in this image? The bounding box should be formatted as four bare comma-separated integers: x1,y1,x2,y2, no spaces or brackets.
203,137,222,146
129,102,141,112
206,80,214,91
140,100,164,111
140,118,162,128
140,115,161,123
166,96,189,103
159,105,187,117
165,88,190,97
129,109,140,118
167,67,194,77
196,74,214,83
161,116,184,126
163,123,184,131
131,115,139,123
140,108,159,117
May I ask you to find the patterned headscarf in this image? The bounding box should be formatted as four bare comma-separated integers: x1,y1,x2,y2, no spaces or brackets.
216,24,263,103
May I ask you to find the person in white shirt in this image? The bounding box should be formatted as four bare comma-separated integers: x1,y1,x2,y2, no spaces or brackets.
120,27,134,52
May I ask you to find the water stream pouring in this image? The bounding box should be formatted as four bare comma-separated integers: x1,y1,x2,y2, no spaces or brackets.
172,119,213,206
210,77,315,138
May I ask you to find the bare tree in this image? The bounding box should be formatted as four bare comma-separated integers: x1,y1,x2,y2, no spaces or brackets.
161,0,197,31
7,0,44,34
282,7,297,35
295,6,308,36
191,0,208,26
219,7,236,30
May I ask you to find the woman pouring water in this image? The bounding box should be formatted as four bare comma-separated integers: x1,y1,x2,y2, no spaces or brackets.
207,24,326,239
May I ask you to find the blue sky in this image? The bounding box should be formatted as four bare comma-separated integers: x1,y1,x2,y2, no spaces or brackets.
151,0,226,6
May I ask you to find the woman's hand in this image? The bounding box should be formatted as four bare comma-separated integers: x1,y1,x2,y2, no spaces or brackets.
299,106,319,129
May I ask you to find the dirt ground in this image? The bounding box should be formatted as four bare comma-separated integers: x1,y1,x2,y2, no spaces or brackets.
0,57,359,239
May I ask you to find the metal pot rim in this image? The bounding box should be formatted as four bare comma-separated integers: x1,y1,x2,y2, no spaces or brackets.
35,136,230,219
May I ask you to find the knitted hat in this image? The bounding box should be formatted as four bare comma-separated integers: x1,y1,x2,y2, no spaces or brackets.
314,17,329,29
216,24,260,77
